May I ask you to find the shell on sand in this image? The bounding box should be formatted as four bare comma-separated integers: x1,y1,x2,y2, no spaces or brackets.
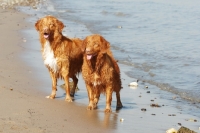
166,128,177,133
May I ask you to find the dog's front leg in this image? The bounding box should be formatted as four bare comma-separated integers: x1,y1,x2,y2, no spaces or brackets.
105,86,113,113
63,75,73,102
46,70,57,99
86,84,95,110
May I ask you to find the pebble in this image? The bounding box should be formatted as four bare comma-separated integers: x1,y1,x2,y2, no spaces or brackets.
186,118,197,122
147,91,150,93
150,104,161,107
168,114,176,116
141,108,146,111
178,123,181,126
117,26,122,28
120,118,124,122
145,86,148,88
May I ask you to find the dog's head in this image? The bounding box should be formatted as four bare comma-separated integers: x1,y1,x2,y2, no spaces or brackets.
35,16,64,39
82,34,110,60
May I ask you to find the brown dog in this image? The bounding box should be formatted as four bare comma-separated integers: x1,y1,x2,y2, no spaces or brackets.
35,16,83,102
81,34,123,113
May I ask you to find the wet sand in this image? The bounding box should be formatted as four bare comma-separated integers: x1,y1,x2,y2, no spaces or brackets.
0,7,200,133
0,8,113,133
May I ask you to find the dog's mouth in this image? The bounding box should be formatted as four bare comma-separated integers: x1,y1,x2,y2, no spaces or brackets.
87,54,93,60
86,53,97,60
43,33,50,39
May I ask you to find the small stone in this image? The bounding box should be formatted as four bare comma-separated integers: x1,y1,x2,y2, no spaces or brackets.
10,88,13,91
117,26,122,28
120,118,124,122
151,114,156,115
145,86,148,88
178,123,181,126
150,104,161,107
141,108,146,111
147,91,150,93
166,128,177,133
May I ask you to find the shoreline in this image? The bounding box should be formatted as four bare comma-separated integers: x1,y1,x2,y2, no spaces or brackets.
0,5,200,133
0,8,114,133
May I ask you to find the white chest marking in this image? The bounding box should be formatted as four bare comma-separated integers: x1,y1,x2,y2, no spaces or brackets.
93,73,101,86
42,41,58,73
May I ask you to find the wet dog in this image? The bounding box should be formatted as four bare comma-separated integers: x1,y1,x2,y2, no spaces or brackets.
35,16,83,102
81,34,123,113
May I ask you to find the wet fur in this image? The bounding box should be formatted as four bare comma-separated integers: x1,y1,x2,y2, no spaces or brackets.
81,34,123,113
35,16,83,102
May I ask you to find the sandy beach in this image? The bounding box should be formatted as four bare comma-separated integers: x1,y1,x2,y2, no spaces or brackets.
0,3,200,133
0,8,114,133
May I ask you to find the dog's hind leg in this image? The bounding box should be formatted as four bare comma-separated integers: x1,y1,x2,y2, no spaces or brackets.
70,75,78,97
46,70,57,99
116,91,123,109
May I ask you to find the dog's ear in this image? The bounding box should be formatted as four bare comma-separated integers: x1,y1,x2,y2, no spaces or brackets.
56,20,64,32
81,37,87,52
100,35,110,54
35,19,41,31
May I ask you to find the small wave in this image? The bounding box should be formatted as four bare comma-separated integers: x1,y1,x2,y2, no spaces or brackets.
125,71,200,103
0,0,46,9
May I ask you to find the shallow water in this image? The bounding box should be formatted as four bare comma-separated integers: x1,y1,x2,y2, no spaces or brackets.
1,0,200,132
44,0,200,109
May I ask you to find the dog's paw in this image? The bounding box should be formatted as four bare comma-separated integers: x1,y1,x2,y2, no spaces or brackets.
104,108,112,113
65,97,73,102
45,95,55,99
116,103,123,109
87,105,94,110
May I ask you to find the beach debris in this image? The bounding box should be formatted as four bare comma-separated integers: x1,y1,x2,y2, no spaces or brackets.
128,80,138,87
117,26,122,29
120,118,124,122
185,118,197,122
129,86,138,89
178,123,182,126
177,126,197,133
173,96,177,99
150,103,161,107
10,88,13,91
147,91,150,93
145,86,148,88
151,114,156,115
168,114,176,116
139,95,142,97
141,108,146,111
166,128,177,133
151,100,154,102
